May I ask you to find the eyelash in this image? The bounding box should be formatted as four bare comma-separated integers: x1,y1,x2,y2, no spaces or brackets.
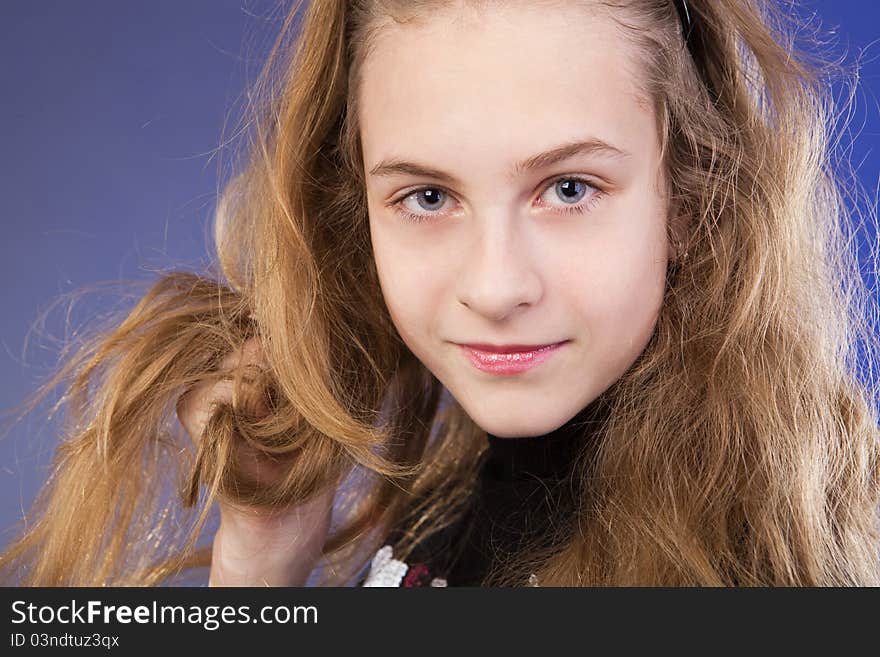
389,175,606,224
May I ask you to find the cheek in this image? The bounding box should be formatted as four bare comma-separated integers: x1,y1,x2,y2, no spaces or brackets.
370,224,441,346
572,225,667,359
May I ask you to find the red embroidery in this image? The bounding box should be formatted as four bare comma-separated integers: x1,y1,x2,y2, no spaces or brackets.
402,562,432,587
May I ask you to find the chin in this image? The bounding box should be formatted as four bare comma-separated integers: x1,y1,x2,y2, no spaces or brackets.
467,412,559,438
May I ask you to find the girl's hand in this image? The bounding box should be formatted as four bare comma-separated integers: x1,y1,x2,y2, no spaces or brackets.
176,338,335,586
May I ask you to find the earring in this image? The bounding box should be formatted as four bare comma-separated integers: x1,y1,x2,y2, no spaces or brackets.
677,241,689,260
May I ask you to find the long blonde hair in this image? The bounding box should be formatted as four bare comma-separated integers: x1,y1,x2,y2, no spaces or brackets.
2,0,879,586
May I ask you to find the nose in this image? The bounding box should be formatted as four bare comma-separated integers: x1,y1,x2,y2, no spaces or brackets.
455,211,542,321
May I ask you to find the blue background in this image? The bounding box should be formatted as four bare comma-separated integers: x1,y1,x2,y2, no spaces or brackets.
1,1,878,551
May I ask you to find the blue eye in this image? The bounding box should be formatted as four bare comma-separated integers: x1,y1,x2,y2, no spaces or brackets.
413,188,446,212
391,175,605,224
537,177,604,217
390,188,453,223
555,179,588,203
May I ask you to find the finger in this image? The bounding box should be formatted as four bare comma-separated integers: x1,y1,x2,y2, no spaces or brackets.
175,377,235,442
217,336,265,372
175,337,269,441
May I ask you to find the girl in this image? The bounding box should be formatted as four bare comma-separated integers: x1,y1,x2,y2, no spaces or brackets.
2,0,879,586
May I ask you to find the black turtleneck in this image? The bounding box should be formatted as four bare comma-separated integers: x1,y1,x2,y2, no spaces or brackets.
394,400,607,586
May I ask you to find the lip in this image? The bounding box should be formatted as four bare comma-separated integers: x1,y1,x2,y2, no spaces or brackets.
458,340,568,375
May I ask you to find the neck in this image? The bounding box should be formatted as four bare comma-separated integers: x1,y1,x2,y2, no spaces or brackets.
483,399,608,482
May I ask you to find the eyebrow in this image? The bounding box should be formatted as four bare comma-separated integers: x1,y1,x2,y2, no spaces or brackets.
368,138,631,186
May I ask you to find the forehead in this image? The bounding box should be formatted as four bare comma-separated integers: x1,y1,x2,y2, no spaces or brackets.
358,2,655,169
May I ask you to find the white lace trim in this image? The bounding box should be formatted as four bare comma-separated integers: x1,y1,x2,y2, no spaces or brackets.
362,544,448,587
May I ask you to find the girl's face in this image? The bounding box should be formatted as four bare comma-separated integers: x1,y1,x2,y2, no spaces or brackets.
361,3,671,437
